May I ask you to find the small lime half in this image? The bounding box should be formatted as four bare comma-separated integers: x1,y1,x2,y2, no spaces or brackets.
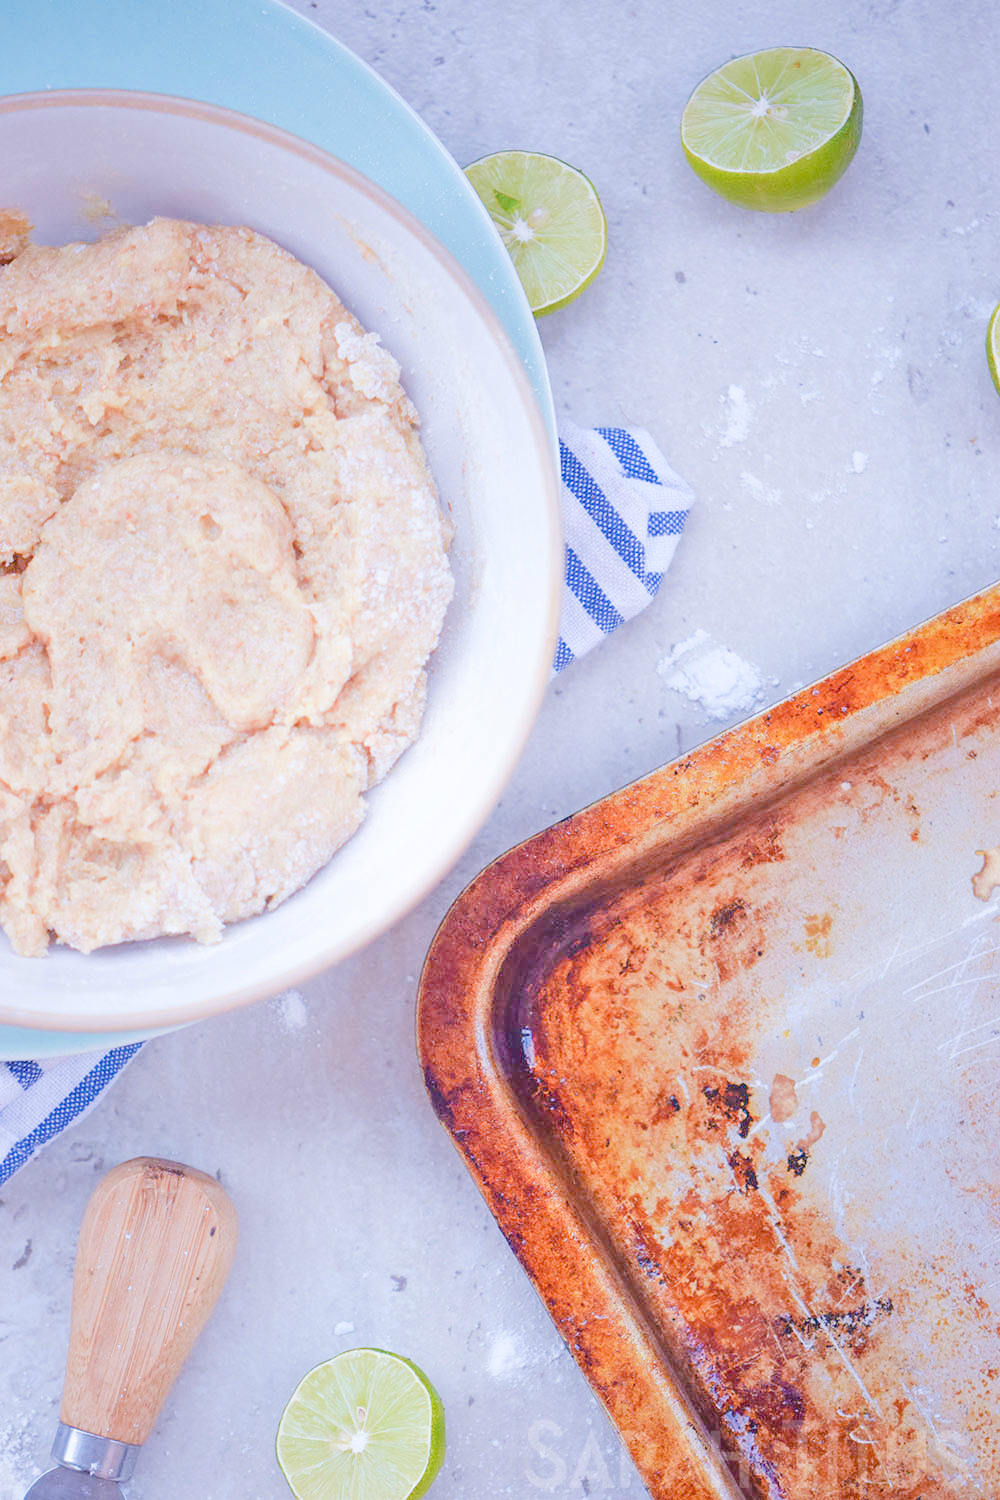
276,1347,446,1500
987,301,1000,395
464,149,607,315
681,46,863,212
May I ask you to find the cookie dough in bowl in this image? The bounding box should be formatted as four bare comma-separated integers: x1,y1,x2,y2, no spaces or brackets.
0,217,453,956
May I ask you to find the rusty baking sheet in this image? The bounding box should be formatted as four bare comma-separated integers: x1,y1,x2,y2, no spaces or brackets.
417,583,1000,1500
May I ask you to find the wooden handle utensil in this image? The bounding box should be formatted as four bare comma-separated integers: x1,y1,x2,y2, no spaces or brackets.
60,1156,237,1445
24,1157,237,1498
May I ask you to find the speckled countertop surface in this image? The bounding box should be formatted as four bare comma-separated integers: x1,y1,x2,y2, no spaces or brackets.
3,0,1000,1496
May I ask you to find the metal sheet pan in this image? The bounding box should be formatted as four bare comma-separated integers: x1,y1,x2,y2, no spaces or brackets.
417,583,1000,1499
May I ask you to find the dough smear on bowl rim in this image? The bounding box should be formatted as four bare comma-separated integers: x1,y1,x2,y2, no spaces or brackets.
0,216,453,956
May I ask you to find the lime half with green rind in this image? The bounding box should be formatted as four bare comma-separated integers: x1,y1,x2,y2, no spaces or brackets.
276,1347,446,1500
681,47,863,212
987,301,1000,396
465,149,607,315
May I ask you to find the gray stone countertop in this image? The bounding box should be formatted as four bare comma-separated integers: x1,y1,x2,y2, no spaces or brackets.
3,1,1000,1496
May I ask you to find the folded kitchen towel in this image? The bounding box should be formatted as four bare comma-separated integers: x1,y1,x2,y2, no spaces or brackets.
0,1045,143,1185
0,422,693,1187
555,420,694,672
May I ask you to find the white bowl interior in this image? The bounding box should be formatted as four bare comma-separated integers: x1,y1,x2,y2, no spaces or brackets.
0,92,562,1033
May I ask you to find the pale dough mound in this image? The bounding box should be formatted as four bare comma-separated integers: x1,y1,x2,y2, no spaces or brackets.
0,218,453,954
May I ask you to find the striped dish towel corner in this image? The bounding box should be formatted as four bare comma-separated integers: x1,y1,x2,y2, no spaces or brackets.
1,1045,143,1185
554,419,694,672
0,421,693,1187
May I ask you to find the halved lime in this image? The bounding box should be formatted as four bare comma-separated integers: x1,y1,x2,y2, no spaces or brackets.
681,47,863,212
276,1347,446,1500
464,149,607,315
987,302,1000,395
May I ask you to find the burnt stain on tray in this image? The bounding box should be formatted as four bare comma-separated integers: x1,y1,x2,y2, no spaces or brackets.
503,845,977,1497
418,585,1000,1500
504,882,874,1492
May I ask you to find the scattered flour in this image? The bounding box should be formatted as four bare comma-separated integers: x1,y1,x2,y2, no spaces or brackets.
740,470,782,505
273,988,309,1032
487,1331,529,1379
716,384,753,448
658,629,766,721
0,1415,40,1498
850,450,869,473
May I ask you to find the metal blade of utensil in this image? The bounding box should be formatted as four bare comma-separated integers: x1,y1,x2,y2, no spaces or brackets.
23,1157,238,1500
23,1473,124,1500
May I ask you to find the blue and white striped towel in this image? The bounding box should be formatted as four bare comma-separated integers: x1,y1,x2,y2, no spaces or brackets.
555,420,694,671
0,1046,142,1185
0,422,693,1187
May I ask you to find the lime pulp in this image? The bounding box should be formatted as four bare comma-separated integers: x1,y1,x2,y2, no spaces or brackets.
681,46,863,212
276,1347,446,1500
464,149,607,315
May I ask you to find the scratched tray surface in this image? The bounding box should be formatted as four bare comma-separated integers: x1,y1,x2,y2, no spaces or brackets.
419,591,1000,1500
507,674,1000,1497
